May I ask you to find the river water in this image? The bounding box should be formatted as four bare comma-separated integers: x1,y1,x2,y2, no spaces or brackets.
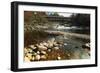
45,27,90,59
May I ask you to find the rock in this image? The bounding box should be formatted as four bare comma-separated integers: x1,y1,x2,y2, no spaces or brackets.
53,42,58,46
57,56,61,60
64,43,68,46
26,53,32,59
85,43,90,48
47,42,53,48
59,44,63,47
40,51,47,55
29,45,36,49
24,56,30,62
37,45,47,51
40,55,47,60
33,52,38,56
82,43,90,50
37,51,40,54
53,47,59,50
35,55,40,61
67,53,70,57
31,56,35,61
24,48,28,54
27,48,33,53
47,49,51,52
42,42,48,47
24,48,33,54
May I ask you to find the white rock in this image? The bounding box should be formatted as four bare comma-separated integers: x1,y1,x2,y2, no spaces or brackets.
67,53,70,57
35,55,40,60
53,42,58,46
64,43,68,46
27,53,32,59
32,56,35,61
30,45,36,49
24,48,28,54
48,42,53,48
24,56,30,62
85,43,90,47
42,42,48,47
41,51,47,55
37,45,47,51
53,47,59,50
48,49,51,52
37,51,40,54
40,55,47,60
57,56,61,60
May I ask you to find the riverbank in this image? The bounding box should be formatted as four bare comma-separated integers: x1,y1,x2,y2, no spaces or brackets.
45,30,90,40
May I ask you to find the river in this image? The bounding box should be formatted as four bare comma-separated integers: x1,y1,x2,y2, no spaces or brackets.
44,26,90,59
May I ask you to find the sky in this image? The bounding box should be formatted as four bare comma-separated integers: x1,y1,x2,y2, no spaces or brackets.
58,12,73,17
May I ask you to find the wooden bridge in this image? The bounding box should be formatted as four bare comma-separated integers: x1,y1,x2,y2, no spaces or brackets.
44,16,71,23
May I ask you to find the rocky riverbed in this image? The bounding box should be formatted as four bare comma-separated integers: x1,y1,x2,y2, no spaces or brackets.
24,37,90,62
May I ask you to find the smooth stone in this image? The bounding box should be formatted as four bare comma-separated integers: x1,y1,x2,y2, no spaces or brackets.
40,55,47,60
47,42,53,48
82,43,90,50
85,43,90,47
37,45,47,51
26,53,32,59
53,47,59,50
53,42,58,46
42,42,48,47
57,56,61,60
37,51,40,54
24,48,28,54
29,45,36,49
40,51,47,55
67,53,71,57
64,43,68,46
35,55,40,60
47,49,51,52
33,52,38,56
24,56,30,62
31,56,35,61
27,48,33,53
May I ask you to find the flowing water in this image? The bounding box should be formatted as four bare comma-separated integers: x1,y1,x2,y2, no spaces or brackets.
45,27,90,59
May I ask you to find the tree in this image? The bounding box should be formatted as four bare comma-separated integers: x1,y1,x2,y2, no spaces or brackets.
70,14,90,27
24,11,50,32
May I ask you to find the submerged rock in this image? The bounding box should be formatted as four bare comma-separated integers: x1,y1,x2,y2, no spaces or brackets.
53,47,59,50
64,43,68,46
